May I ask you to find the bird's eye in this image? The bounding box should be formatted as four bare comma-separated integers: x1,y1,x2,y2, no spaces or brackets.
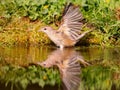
43,63,46,66
44,28,47,30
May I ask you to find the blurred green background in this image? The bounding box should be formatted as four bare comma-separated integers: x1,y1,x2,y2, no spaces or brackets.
0,0,120,47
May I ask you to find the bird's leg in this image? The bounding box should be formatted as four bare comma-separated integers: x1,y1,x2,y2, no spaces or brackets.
60,45,64,50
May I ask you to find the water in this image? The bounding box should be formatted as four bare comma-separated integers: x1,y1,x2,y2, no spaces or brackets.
0,46,120,90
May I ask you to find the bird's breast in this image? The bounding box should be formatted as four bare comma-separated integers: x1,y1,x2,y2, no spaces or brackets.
47,32,76,47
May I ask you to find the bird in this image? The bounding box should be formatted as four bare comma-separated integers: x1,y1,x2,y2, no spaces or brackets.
39,3,92,49
37,48,89,68
36,48,89,90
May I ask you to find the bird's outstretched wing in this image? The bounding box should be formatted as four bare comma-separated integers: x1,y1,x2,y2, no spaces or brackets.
58,3,83,40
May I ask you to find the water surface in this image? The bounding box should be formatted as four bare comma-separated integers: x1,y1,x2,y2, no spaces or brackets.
0,46,120,90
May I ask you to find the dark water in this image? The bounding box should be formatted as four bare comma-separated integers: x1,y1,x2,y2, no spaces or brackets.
0,46,120,90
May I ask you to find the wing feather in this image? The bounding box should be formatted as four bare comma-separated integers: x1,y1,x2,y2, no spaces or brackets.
58,3,83,40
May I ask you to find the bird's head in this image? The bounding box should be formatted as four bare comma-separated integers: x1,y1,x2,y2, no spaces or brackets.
38,26,53,34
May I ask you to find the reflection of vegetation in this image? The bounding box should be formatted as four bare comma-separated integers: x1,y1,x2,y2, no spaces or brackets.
1,61,120,90
0,46,53,66
79,47,120,90
0,65,61,90
0,0,120,46
80,65,120,90
0,46,120,90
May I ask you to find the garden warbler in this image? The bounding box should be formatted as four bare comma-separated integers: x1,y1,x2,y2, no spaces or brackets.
39,3,92,49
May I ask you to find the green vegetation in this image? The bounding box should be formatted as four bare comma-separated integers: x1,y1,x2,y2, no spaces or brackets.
0,0,120,47
0,65,61,90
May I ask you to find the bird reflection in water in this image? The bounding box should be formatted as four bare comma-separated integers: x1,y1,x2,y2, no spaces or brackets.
37,48,89,90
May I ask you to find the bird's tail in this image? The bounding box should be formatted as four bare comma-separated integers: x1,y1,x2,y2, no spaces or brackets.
76,30,93,41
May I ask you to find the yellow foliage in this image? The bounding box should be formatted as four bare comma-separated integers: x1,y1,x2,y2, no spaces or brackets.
104,0,110,3
43,5,49,9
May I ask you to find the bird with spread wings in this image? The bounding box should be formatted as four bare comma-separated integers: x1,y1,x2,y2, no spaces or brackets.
39,3,92,49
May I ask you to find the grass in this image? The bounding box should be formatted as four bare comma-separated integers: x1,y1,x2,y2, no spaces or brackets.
0,17,52,47
0,0,120,47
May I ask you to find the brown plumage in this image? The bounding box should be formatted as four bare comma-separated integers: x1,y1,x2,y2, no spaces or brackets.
39,3,92,49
